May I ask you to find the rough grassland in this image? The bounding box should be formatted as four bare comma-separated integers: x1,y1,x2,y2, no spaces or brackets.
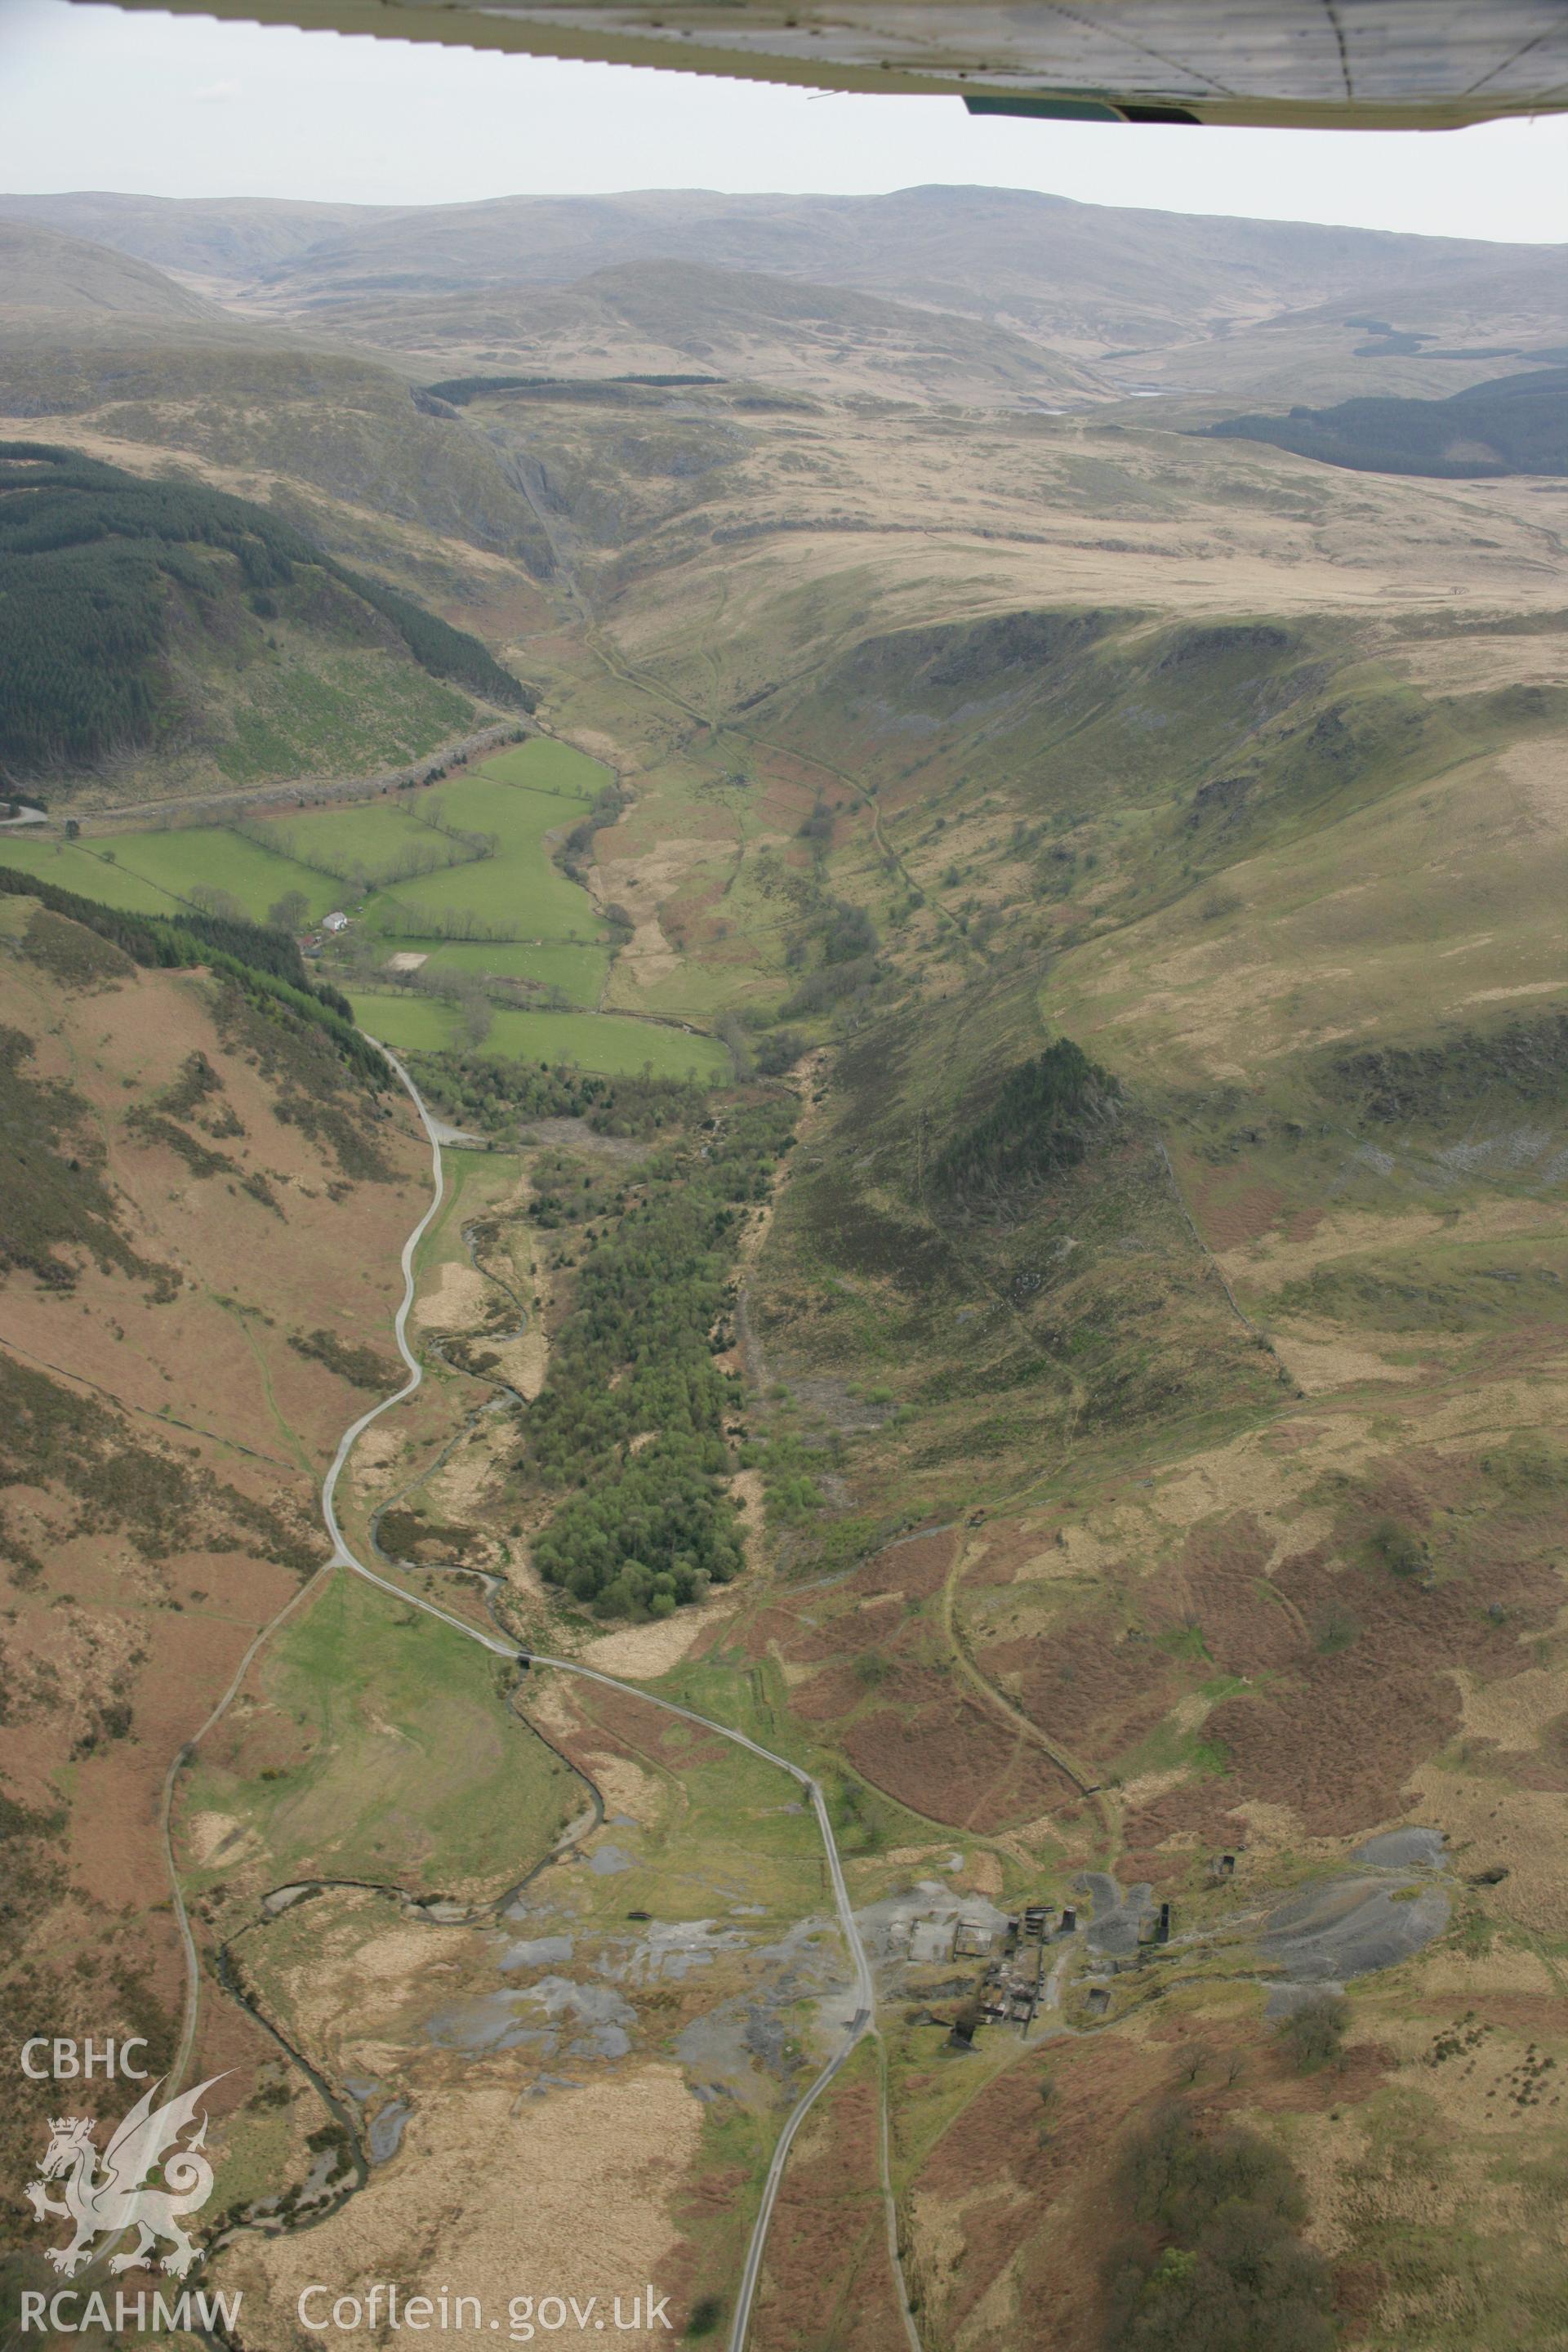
198,640,478,788
179,1569,577,1898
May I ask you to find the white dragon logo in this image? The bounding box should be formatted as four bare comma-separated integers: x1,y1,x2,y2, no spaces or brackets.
25,2074,226,2278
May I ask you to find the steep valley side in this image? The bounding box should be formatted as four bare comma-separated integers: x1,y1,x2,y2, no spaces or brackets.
0,910,433,2270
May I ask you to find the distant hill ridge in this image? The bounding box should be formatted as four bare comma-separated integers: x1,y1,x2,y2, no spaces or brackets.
0,218,223,320
0,193,399,283
327,254,1098,403
2,186,1562,357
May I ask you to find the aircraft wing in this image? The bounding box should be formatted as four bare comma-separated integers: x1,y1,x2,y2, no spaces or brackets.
87,1,1568,130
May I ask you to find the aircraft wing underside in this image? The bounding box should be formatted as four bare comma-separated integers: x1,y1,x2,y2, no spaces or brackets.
88,0,1568,131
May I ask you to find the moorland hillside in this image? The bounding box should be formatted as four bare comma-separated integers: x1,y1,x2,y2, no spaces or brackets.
0,184,1541,324
309,256,1107,408
0,217,225,319
0,190,394,289
0,883,432,2276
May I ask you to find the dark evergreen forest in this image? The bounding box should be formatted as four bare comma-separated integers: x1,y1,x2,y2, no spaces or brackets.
1210,364,1568,478
931,1039,1115,1207
0,443,536,777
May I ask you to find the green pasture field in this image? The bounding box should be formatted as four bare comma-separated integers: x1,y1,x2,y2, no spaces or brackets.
2,736,617,1000
477,738,607,797
349,991,452,1051
103,826,337,923
246,741,614,996
370,780,595,937
416,938,608,999
0,826,339,927
0,836,184,915
484,1004,727,1079
431,772,591,830
178,1567,578,1897
350,987,728,1080
253,796,435,875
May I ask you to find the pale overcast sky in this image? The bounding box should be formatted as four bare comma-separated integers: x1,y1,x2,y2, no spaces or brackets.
2,0,1566,240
